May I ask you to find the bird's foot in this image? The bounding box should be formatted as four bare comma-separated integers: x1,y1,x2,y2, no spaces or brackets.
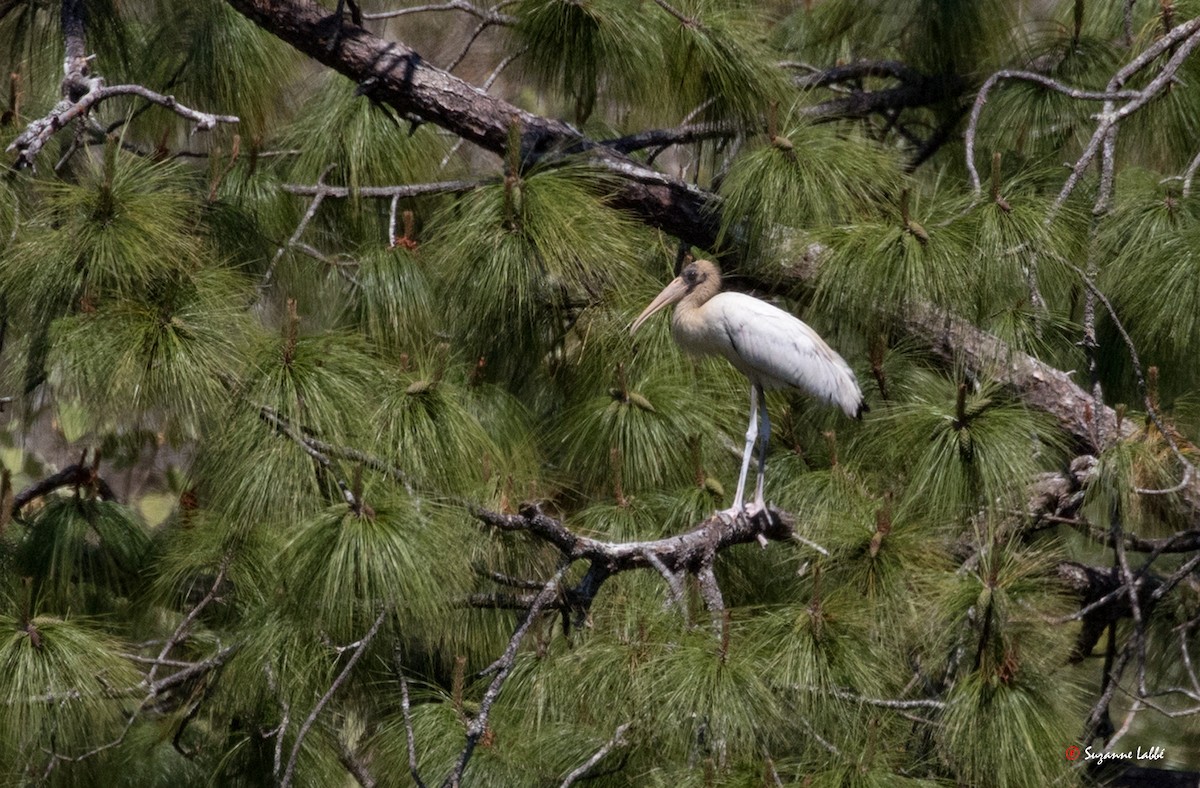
715,504,769,547
715,503,747,524
746,500,770,547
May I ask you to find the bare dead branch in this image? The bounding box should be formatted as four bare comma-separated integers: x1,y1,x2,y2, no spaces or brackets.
1053,19,1200,215
965,71,1139,193
146,558,229,688
362,0,515,25
1183,148,1200,197
789,59,924,88
280,607,389,788
264,163,337,289
640,548,689,623
482,47,526,90
1061,260,1198,491
8,83,238,168
11,461,118,515
338,745,377,788
602,122,739,155
815,686,947,710
442,562,571,787
558,722,631,788
398,673,427,788
280,178,487,199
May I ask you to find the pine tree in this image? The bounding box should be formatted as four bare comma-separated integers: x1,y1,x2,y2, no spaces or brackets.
2,1,1200,786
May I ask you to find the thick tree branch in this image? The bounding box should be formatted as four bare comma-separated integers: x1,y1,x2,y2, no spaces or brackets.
473,503,796,625
788,59,925,89
601,122,739,155
223,0,722,248
799,74,967,122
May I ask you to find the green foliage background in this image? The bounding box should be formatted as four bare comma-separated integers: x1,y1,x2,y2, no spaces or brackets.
1,0,1199,785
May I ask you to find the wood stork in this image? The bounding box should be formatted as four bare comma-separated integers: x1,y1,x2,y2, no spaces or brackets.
631,259,866,519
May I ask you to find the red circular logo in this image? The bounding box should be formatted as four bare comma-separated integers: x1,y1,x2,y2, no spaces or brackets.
1065,746,1081,761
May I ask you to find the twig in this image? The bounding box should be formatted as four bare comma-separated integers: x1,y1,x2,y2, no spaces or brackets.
1052,19,1200,215
443,562,571,787
265,665,291,779
602,122,738,155
789,531,830,556
641,548,689,624
263,164,336,290
338,744,377,788
816,686,947,710
259,403,363,509
147,558,229,688
362,0,515,24
280,178,486,199
559,722,631,787
1061,261,1199,492
399,673,427,788
965,71,1138,193
280,607,389,788
482,47,526,90
1182,148,1200,196
259,406,414,495
795,717,841,756
444,18,493,74
789,59,923,88
652,0,700,28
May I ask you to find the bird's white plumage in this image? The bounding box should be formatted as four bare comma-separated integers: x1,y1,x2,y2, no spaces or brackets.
630,259,864,517
671,291,863,419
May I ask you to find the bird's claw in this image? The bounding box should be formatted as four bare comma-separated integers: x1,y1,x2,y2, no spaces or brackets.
715,505,746,525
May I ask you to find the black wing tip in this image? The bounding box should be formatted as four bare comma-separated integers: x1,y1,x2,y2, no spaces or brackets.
855,399,870,420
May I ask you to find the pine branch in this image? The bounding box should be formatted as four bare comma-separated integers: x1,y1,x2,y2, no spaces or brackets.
338,745,377,788
1052,17,1200,215
601,122,739,154
397,672,426,788
280,178,487,199
965,71,1140,193
259,406,414,495
799,73,967,121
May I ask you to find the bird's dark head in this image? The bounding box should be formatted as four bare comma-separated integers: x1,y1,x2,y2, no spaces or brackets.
630,259,724,335
680,259,721,293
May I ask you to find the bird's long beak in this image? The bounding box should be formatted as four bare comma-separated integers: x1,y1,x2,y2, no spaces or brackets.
630,277,688,335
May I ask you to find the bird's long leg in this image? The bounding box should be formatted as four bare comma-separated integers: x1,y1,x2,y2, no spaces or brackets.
719,384,758,520
749,383,769,516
